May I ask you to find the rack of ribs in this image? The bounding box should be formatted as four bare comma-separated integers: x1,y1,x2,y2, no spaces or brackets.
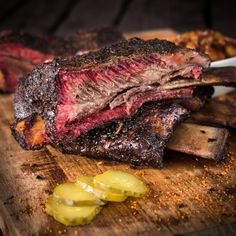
11,38,236,167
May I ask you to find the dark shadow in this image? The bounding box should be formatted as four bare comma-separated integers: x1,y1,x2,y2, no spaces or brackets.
113,0,133,27
47,0,80,34
0,0,30,26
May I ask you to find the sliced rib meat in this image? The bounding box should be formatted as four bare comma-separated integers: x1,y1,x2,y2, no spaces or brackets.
55,103,189,167
12,38,210,149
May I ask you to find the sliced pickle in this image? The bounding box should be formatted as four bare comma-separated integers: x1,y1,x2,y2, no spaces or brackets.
76,176,127,202
93,170,148,197
46,195,101,226
53,182,105,206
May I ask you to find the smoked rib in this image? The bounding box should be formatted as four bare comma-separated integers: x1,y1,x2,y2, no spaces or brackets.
12,38,210,149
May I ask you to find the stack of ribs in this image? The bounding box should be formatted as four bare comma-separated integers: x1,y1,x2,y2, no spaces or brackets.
0,28,124,93
11,37,236,167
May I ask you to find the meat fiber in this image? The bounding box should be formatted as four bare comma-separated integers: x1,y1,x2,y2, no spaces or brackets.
0,28,124,92
56,103,189,167
12,38,210,150
53,87,214,167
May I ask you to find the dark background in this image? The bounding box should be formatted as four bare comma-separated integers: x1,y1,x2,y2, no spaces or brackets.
1,0,236,37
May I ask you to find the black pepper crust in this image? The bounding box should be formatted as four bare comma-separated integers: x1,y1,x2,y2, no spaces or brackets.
13,38,188,120
14,61,59,120
59,37,182,69
13,37,208,151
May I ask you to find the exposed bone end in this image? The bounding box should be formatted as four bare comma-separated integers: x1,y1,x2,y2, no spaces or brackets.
167,123,229,161
190,89,236,128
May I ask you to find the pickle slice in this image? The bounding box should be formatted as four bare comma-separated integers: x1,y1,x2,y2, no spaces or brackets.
93,170,148,197
53,182,105,206
76,176,127,202
46,195,101,226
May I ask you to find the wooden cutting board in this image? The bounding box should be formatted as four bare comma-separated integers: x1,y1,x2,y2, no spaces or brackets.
0,30,236,235
1,96,236,236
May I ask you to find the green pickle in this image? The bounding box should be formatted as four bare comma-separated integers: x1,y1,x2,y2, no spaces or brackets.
53,182,104,206
46,195,101,226
93,170,148,197
45,171,148,226
76,175,127,202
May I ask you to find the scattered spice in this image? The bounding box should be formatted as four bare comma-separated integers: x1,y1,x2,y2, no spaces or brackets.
97,161,104,166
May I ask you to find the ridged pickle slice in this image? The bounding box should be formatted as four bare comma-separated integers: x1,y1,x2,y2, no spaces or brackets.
93,170,148,197
76,176,127,202
46,195,101,226
53,182,105,206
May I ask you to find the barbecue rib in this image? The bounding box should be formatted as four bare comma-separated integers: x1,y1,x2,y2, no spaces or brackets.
56,103,189,167
53,87,214,167
12,38,210,150
56,106,229,166
0,28,124,92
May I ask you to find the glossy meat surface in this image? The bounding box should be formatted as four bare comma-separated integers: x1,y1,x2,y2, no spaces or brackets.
12,38,209,148
56,103,189,167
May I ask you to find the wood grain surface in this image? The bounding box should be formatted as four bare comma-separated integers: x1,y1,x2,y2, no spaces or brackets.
0,93,236,235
